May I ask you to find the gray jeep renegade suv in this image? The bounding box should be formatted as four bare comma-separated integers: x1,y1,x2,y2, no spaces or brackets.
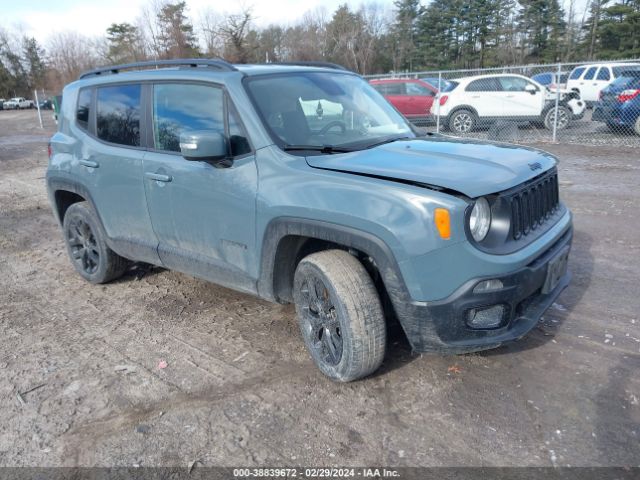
46,59,572,381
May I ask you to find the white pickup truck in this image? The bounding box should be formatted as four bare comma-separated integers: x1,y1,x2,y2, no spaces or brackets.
3,97,35,109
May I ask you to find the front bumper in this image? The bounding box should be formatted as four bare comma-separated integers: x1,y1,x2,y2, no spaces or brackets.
399,227,572,354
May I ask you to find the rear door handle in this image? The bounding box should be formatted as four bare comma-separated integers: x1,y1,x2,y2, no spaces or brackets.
79,159,99,168
145,172,172,183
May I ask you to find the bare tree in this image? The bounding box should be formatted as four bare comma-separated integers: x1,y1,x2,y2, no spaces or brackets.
199,8,225,57
219,7,253,63
46,31,100,91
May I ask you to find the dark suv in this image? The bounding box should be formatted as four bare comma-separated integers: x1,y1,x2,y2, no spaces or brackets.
47,59,572,381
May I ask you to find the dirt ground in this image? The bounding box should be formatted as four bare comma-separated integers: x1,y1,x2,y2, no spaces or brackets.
0,109,638,468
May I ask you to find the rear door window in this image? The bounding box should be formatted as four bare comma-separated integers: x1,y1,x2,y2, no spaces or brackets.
596,68,611,81
382,83,404,95
96,84,142,147
583,67,598,80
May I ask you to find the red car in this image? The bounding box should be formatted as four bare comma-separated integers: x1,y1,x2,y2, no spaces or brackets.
369,78,438,124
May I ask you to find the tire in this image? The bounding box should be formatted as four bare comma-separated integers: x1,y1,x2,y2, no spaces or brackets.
634,117,640,136
448,109,476,134
544,105,570,131
62,202,130,284
293,250,386,382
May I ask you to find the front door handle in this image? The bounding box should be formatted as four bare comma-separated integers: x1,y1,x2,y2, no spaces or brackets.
145,172,172,183
79,159,99,168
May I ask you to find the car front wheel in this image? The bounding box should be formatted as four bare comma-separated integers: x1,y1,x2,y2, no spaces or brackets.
544,106,570,130
293,250,386,382
449,109,476,133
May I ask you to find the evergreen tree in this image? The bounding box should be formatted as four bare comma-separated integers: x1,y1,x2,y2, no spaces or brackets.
22,37,46,90
156,1,200,59
390,0,420,71
517,0,566,62
106,23,144,63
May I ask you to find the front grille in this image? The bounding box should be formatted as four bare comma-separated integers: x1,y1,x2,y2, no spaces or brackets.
509,170,560,240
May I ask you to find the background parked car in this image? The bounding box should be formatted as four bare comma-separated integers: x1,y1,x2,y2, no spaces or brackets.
38,98,53,110
566,62,640,103
369,78,438,124
0,98,5,110
592,68,640,135
531,71,569,90
3,97,35,109
419,76,453,91
433,74,585,133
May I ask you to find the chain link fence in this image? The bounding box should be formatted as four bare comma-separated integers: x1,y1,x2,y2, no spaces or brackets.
366,59,640,146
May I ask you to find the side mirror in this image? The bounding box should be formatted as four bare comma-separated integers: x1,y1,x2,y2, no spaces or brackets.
524,84,538,95
180,130,227,161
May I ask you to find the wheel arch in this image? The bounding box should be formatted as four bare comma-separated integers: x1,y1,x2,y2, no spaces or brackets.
257,218,412,318
449,105,479,118
47,176,107,235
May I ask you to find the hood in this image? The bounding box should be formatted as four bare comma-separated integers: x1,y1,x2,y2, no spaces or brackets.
305,137,557,198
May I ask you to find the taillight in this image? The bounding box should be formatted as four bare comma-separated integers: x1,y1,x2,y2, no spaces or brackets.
598,90,603,101
439,95,449,106
47,142,52,159
618,89,640,103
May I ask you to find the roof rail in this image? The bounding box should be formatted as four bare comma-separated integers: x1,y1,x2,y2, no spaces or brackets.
79,58,237,79
271,61,349,71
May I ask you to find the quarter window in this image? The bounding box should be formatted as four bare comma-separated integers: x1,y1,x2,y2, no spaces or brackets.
96,84,141,147
228,104,251,157
153,83,224,153
76,88,92,131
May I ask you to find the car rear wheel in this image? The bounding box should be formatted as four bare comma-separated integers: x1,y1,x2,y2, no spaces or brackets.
544,105,570,131
293,250,386,382
634,117,640,136
63,202,130,284
449,109,476,133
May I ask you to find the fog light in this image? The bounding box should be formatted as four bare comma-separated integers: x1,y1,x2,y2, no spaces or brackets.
467,304,506,329
473,279,504,293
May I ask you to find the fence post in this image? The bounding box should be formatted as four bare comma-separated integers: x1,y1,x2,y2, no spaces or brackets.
34,90,43,129
436,71,442,133
552,63,561,142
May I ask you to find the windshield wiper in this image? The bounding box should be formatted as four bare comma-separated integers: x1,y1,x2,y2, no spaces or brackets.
360,135,411,150
282,144,353,154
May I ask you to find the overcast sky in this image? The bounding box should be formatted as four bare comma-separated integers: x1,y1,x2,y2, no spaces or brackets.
0,0,397,44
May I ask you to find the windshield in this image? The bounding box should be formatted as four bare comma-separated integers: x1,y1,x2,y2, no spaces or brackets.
245,72,414,151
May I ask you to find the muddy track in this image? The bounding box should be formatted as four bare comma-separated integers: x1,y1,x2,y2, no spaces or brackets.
0,110,638,467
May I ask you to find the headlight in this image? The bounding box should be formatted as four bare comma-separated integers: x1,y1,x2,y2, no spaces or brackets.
469,197,491,242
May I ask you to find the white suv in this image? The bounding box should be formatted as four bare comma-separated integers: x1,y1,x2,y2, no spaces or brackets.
433,74,585,134
566,62,640,102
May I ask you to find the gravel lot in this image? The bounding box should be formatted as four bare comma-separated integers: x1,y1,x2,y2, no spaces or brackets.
0,109,638,468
